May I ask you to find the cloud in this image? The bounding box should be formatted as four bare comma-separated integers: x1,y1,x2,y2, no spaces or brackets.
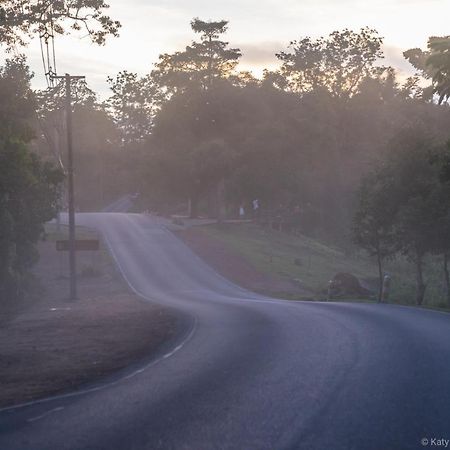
238,41,285,66
383,43,416,75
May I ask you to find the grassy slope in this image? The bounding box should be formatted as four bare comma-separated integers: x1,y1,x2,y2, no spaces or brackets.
198,223,449,309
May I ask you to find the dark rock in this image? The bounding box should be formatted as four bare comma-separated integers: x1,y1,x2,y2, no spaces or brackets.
328,272,372,298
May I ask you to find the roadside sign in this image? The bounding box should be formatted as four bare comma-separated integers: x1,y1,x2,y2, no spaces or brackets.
56,239,100,252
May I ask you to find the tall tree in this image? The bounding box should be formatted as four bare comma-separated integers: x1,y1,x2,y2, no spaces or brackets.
151,18,242,96
353,169,398,302
106,71,157,141
276,28,384,98
429,142,450,306
354,127,448,306
148,85,240,217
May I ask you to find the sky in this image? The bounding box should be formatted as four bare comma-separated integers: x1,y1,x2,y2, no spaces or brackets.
3,0,450,97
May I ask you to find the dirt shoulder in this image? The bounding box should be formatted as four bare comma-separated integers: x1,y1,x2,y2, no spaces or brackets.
175,226,312,298
0,226,178,408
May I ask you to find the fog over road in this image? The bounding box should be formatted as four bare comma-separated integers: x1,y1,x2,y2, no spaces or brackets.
1,213,450,450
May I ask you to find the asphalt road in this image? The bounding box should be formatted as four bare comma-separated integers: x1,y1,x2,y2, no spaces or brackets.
1,213,450,450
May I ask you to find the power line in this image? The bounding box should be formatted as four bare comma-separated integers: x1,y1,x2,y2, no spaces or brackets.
37,7,85,300
39,6,57,87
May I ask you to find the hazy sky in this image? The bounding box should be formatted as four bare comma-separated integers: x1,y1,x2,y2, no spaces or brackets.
3,0,450,97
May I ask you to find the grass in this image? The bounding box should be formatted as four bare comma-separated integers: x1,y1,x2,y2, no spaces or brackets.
198,222,450,310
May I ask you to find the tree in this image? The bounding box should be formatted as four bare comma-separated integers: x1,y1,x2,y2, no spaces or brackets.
426,36,450,104
35,78,97,169
429,143,450,306
0,138,63,300
0,0,121,49
276,28,384,98
354,127,449,306
403,47,438,102
141,18,247,218
106,71,157,141
0,56,36,141
148,85,239,217
353,169,398,302
151,18,242,96
0,58,63,300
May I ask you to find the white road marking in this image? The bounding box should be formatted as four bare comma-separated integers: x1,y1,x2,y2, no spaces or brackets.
5,214,442,417
0,316,197,415
27,407,65,423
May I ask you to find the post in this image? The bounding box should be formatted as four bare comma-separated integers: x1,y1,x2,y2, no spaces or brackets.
65,74,77,300
381,274,391,303
53,73,85,300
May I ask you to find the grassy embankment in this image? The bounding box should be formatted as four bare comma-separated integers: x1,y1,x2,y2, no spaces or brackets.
197,223,450,310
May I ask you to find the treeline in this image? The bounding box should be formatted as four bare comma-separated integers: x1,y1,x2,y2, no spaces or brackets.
102,20,450,241
27,20,450,236
2,15,450,304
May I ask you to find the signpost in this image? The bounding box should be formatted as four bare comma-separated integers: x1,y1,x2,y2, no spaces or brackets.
56,240,100,252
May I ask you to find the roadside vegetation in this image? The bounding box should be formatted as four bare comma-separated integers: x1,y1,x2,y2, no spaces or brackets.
187,223,450,310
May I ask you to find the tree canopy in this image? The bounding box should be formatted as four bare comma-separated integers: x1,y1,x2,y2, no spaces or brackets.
0,0,121,48
275,28,384,98
427,36,450,104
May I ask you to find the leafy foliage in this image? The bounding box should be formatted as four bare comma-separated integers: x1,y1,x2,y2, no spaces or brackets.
276,28,384,98
354,128,450,305
106,71,157,141
0,0,121,48
0,58,63,300
151,18,242,96
427,36,450,104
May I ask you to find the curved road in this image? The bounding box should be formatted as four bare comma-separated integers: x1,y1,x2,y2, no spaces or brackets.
1,213,450,450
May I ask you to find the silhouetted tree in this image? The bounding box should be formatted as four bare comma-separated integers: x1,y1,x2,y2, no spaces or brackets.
151,18,242,96
354,127,450,306
276,28,384,98
0,0,121,48
426,36,450,104
353,169,398,302
0,58,63,300
106,71,157,141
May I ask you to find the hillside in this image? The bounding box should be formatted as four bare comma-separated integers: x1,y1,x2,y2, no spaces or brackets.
177,222,449,309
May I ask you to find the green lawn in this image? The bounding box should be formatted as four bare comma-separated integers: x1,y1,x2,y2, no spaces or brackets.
198,223,449,309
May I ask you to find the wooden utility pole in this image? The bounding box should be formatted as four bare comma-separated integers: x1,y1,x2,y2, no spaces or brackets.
53,73,85,300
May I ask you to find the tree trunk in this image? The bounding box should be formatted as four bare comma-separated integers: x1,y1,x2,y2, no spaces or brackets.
415,253,426,306
216,178,226,223
376,252,383,303
207,186,216,219
444,253,450,307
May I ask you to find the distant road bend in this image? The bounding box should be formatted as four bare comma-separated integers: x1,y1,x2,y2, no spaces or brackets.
1,212,449,450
